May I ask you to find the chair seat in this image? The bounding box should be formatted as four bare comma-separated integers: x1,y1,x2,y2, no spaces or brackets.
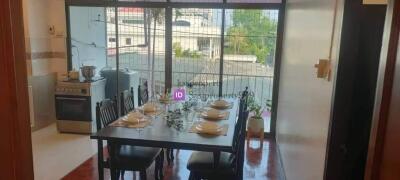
112,145,162,169
187,151,234,174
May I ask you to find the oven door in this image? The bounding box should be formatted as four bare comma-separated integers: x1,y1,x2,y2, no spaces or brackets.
55,95,91,121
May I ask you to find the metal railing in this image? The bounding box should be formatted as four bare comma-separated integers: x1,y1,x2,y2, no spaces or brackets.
109,57,273,107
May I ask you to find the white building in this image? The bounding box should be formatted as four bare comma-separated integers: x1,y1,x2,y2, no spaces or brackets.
106,8,221,60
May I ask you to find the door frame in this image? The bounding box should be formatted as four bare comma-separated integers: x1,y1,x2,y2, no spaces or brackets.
0,0,34,179
364,0,400,179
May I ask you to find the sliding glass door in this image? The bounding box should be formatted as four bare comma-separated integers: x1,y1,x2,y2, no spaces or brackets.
66,0,284,135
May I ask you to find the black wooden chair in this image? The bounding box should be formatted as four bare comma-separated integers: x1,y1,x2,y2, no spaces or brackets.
138,81,149,106
96,98,164,180
138,81,175,165
121,87,135,116
186,94,249,180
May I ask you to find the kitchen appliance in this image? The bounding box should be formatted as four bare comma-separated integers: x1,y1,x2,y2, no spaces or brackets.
80,66,96,81
100,68,139,107
55,77,106,133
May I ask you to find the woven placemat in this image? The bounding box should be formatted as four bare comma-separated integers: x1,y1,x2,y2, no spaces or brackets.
188,122,229,136
110,118,151,128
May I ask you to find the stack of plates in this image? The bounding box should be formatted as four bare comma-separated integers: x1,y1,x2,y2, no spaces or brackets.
195,121,223,135
121,111,147,124
210,99,230,109
201,109,226,120
143,103,157,112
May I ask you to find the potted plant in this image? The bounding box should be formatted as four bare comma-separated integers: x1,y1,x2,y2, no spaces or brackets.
246,95,264,134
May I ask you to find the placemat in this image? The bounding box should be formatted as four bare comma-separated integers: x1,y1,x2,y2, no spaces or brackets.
110,118,151,128
188,122,229,136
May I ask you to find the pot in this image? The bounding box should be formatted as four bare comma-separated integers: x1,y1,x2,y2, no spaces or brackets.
247,116,264,133
80,66,96,81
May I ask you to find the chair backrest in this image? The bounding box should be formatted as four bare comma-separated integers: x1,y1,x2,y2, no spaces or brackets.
233,94,248,151
96,98,118,131
236,110,249,178
138,81,149,106
120,87,135,116
230,89,250,178
238,87,249,122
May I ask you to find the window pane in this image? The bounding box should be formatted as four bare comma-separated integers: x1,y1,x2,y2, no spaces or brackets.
223,9,279,133
69,6,108,75
172,8,222,97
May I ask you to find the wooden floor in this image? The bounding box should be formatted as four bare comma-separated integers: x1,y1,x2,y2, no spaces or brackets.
62,138,284,180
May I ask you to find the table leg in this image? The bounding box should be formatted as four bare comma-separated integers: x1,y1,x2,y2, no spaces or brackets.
213,151,220,168
97,140,104,180
108,142,117,180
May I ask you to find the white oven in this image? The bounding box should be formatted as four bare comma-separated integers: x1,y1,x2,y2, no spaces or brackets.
55,78,106,134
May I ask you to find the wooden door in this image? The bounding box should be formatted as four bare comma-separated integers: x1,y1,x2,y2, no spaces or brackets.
0,0,34,179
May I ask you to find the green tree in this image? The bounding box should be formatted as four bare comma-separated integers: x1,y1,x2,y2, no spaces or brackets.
227,10,277,64
227,27,248,54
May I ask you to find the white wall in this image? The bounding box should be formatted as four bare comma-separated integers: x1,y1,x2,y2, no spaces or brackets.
23,0,67,78
276,0,344,179
70,7,107,73
23,0,67,130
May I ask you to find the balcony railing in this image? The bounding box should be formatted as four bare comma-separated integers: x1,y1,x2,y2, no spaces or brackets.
108,54,273,107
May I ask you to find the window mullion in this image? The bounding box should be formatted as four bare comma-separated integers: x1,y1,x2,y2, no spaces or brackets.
165,7,173,91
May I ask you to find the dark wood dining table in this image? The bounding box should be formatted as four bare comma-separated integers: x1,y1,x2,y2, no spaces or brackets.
91,98,239,180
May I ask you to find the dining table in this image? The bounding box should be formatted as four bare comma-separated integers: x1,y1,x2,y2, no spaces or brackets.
91,97,240,180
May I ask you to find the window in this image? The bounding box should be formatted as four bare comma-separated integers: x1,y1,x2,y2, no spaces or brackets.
109,37,116,42
125,38,132,45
